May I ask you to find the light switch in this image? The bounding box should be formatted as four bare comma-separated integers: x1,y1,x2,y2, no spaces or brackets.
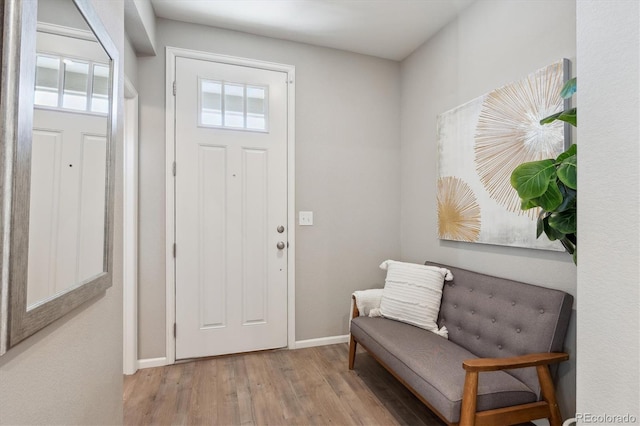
299,211,313,226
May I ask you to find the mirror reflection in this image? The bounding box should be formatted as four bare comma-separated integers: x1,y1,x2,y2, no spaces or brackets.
26,0,111,308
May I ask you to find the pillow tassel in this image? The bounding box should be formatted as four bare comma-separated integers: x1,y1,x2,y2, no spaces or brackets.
369,308,382,318
435,325,449,338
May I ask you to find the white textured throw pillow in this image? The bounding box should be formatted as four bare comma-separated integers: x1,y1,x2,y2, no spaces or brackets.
379,260,452,337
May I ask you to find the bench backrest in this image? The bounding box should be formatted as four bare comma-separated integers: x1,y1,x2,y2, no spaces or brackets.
427,261,573,396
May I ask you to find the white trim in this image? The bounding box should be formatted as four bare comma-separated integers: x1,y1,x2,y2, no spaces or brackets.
165,47,296,362
295,335,350,349
36,22,96,42
165,49,177,365
137,357,170,370
286,68,296,351
139,336,349,368
167,47,296,74
123,77,139,375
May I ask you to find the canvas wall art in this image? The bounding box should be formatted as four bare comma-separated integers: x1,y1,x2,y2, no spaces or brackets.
437,59,570,251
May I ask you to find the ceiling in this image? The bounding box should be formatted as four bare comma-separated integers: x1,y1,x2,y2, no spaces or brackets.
149,0,475,61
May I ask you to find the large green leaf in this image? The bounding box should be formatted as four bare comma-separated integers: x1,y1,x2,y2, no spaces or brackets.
542,217,564,241
560,77,577,99
533,180,563,211
557,154,577,189
557,108,577,126
556,184,577,212
540,108,577,127
521,198,539,210
556,144,577,163
537,217,544,238
540,111,562,125
548,209,577,234
510,160,556,199
537,211,551,238
560,236,576,255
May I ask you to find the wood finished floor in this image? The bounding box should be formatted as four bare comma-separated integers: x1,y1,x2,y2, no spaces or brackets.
124,343,447,426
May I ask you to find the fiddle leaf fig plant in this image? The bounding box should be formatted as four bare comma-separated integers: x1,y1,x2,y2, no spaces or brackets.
510,78,577,264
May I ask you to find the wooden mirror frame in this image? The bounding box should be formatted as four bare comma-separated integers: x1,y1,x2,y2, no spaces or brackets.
0,0,119,356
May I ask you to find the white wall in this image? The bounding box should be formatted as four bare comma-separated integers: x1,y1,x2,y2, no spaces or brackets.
124,35,138,88
124,0,156,56
576,0,639,421
399,0,578,418
0,0,124,424
137,19,401,359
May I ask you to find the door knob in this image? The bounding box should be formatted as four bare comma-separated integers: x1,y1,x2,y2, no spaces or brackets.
277,225,285,233
276,241,286,250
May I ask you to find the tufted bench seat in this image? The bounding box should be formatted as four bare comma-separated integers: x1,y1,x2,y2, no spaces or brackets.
349,261,573,426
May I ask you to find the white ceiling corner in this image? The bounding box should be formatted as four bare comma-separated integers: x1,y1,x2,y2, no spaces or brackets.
125,0,158,56
148,0,475,61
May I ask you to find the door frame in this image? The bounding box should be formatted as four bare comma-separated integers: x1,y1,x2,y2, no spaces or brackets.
123,76,139,374
165,47,296,364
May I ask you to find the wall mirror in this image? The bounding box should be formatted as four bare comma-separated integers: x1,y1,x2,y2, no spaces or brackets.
0,0,118,356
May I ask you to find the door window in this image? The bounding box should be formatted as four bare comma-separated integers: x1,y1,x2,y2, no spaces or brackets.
34,53,109,115
199,78,268,132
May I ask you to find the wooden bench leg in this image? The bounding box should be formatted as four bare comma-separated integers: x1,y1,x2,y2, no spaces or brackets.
460,371,478,426
537,365,563,426
348,335,357,369
348,296,359,370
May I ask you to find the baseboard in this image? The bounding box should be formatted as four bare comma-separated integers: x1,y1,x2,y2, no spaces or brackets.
137,357,169,370
294,334,350,349
137,337,349,367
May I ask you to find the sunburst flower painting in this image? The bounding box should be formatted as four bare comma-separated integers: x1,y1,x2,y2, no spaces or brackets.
436,60,569,251
437,177,481,242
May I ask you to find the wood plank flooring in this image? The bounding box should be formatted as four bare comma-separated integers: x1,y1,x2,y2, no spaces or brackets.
124,343,446,426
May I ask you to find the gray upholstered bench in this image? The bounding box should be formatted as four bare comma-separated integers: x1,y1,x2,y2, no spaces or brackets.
349,261,573,426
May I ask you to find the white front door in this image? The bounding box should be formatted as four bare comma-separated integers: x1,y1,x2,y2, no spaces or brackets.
174,57,289,359
28,109,107,306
